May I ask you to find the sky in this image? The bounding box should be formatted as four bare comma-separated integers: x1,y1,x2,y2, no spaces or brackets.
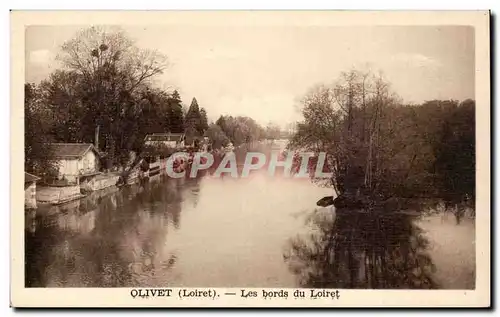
25,25,475,127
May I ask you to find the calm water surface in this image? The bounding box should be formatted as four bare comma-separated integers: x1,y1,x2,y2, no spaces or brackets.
25,149,475,289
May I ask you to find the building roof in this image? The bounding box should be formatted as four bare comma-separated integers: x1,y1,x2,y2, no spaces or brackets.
144,133,185,142
25,172,40,183
48,143,100,159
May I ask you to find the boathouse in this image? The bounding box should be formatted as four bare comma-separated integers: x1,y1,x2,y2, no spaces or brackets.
48,143,101,184
24,172,40,209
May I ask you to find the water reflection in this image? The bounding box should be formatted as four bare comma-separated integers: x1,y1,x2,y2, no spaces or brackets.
284,206,438,289
25,175,198,287
25,162,474,288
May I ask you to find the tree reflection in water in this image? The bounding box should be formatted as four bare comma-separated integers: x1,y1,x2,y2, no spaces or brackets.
284,206,437,289
25,175,202,287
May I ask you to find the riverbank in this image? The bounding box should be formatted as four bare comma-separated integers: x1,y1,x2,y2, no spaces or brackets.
25,166,475,289
36,185,84,205
35,172,122,206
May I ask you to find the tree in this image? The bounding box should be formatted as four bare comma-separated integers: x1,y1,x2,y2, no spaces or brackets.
199,108,209,135
137,88,169,135
290,69,429,199
58,26,168,93
24,83,57,178
433,99,475,204
216,115,227,132
290,67,476,210
214,115,264,146
55,26,169,165
205,123,230,149
167,90,185,133
38,70,89,143
184,97,201,140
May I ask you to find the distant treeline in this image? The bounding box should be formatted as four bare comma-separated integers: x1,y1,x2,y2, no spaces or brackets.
25,26,474,206
24,27,282,177
288,70,475,205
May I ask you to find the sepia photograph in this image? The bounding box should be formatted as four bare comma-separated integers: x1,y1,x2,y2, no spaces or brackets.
11,10,490,307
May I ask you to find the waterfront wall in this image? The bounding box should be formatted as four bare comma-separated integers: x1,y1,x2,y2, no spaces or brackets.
36,185,81,204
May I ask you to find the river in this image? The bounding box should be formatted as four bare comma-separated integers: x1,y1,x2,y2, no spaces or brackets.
25,145,475,289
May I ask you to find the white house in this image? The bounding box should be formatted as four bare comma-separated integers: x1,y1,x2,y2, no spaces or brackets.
48,143,101,184
144,133,186,149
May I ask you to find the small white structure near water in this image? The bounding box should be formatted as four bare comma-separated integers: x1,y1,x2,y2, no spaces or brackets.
48,143,101,184
24,172,40,209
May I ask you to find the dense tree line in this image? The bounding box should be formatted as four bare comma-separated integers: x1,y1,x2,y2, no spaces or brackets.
289,69,475,207
24,27,286,177
202,115,285,150
214,115,266,147
24,27,207,175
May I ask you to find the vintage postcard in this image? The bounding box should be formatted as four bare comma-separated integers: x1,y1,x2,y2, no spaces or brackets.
11,10,490,308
